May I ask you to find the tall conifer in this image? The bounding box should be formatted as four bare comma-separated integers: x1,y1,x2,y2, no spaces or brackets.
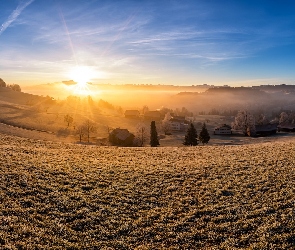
199,123,210,145
183,123,198,146
150,121,160,147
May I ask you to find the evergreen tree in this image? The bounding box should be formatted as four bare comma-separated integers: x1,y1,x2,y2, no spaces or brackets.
150,121,160,147
183,123,198,146
199,123,210,145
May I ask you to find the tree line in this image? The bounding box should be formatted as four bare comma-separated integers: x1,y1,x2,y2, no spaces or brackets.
183,123,210,146
0,78,21,92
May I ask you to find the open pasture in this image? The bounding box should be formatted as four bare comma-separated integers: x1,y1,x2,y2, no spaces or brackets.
1,134,295,249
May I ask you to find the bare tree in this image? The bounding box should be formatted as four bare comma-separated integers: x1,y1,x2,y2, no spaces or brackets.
161,112,172,135
76,125,86,142
279,112,289,124
232,110,256,136
142,105,149,115
135,123,149,146
256,113,269,125
64,114,73,128
83,119,97,143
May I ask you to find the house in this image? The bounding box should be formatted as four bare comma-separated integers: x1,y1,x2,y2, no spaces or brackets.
124,110,140,119
169,118,189,131
214,124,232,135
162,113,189,132
172,116,186,122
109,128,135,146
169,118,182,131
255,124,277,136
144,111,161,120
277,123,295,132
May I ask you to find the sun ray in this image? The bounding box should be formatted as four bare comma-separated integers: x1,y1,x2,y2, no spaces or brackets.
65,65,98,96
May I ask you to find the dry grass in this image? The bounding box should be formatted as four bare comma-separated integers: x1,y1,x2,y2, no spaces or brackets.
1,133,295,249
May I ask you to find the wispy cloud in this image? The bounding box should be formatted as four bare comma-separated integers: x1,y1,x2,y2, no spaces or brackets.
0,0,34,36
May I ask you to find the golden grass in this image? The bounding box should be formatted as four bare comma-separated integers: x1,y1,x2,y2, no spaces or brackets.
1,134,295,249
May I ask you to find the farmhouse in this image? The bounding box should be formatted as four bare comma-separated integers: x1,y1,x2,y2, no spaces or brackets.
277,123,295,132
169,119,184,131
109,128,135,146
124,110,140,119
255,124,277,136
169,116,189,131
214,124,232,135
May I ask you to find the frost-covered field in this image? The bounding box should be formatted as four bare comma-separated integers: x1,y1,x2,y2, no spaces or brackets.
1,134,295,249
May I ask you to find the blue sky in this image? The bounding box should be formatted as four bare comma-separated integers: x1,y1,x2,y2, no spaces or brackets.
1,0,295,86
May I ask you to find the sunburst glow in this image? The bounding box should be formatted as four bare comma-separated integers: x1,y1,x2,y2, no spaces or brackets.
68,66,96,87
65,66,98,96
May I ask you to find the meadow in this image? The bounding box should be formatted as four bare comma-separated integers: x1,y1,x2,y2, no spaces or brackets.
1,133,295,249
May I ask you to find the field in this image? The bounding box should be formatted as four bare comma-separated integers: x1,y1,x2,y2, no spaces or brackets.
1,133,295,249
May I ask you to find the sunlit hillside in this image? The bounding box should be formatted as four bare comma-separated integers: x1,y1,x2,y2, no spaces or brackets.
0,87,149,142
22,83,210,109
1,133,295,249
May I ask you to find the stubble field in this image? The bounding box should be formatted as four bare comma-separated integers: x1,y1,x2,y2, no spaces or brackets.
1,133,295,249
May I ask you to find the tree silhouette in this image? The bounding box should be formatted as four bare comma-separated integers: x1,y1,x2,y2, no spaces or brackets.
183,123,198,146
150,121,159,147
199,123,210,145
232,110,255,136
83,120,97,143
161,112,172,135
76,125,86,142
64,114,73,128
0,78,6,87
7,84,21,92
135,123,149,147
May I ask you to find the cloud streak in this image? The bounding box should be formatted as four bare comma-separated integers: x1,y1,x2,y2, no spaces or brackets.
0,0,34,36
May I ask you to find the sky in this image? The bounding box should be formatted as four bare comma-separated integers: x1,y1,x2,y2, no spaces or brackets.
1,0,295,87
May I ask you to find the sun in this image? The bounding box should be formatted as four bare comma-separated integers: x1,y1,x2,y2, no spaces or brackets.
66,66,97,95
68,66,95,87
64,65,107,96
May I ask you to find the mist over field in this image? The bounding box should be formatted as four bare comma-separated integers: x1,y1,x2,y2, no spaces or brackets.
2,83,295,145
22,82,295,112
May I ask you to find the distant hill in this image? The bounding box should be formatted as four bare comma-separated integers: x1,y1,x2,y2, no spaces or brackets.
174,86,295,115
0,86,46,105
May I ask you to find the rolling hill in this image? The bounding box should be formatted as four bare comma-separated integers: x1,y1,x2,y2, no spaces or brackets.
1,133,295,248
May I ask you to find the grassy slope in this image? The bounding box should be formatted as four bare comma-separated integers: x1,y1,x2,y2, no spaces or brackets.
1,134,295,249
0,89,141,141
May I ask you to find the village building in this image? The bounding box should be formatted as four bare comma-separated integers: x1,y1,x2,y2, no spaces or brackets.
168,116,189,132
214,124,232,135
255,124,277,136
124,110,140,119
109,128,135,146
277,123,295,132
169,118,183,131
